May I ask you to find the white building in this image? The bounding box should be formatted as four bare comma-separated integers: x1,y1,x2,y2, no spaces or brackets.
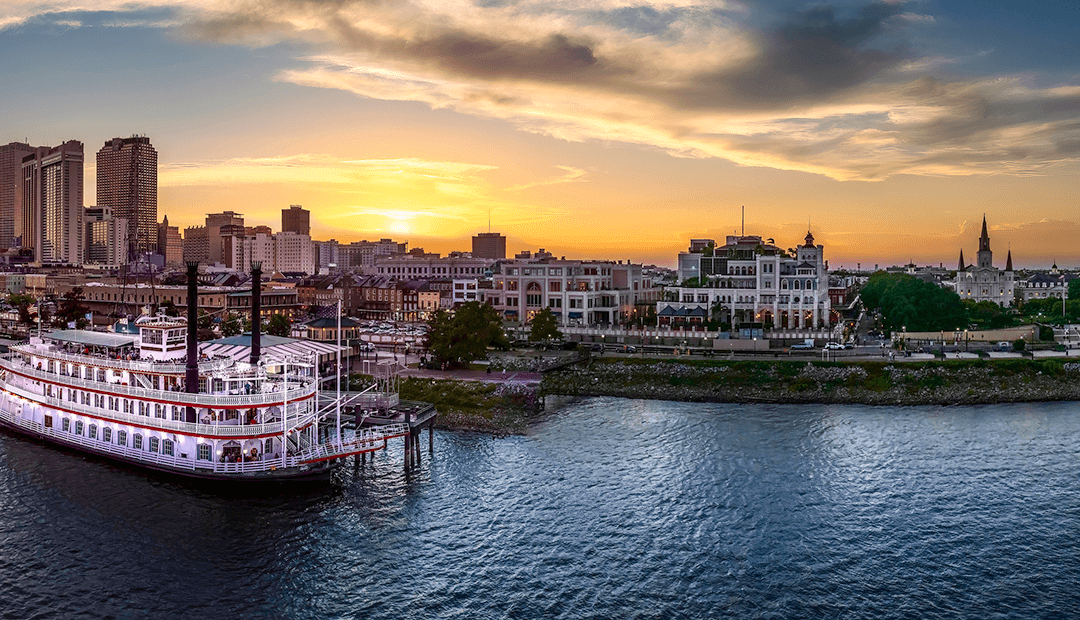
376,255,494,279
222,232,316,275
660,232,832,330
488,259,659,326
1016,265,1074,302
955,216,1014,307
274,231,315,274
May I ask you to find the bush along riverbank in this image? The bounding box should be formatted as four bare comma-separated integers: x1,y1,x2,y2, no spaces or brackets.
540,358,1080,405
398,377,542,435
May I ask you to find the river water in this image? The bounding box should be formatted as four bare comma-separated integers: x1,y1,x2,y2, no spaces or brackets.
2,397,1080,619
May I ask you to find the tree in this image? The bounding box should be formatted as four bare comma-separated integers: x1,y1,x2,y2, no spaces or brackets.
1070,278,1080,301
54,287,90,329
221,313,243,337
159,299,179,317
528,308,562,344
9,294,35,325
268,314,291,337
424,301,509,367
860,272,967,333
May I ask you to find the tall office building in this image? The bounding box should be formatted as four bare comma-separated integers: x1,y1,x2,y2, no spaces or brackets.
0,142,35,249
97,136,158,256
282,204,310,236
22,140,84,264
472,232,506,260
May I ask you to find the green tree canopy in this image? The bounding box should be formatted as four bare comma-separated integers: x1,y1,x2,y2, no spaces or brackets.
528,308,563,343
1069,278,1080,301
54,287,90,329
268,313,291,337
860,272,967,333
424,302,509,367
8,294,35,325
221,313,243,337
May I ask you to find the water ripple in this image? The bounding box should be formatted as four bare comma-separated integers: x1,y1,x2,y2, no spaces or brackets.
3,398,1080,618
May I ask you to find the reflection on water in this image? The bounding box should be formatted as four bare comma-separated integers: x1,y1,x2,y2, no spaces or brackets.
3,398,1080,618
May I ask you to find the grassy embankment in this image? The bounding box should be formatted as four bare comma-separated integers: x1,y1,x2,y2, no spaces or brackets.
395,377,540,435
541,357,1080,406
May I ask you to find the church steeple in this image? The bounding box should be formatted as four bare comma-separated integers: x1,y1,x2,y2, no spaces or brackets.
977,215,993,269
958,249,965,271
1005,249,1013,272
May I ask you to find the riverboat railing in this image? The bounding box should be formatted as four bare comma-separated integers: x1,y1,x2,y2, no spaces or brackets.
0,356,314,408
0,406,412,474
1,379,316,438
11,344,234,375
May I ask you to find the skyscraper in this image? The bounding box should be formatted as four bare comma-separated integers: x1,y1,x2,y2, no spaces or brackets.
0,141,35,249
22,140,84,264
282,204,310,236
472,232,506,259
97,136,158,256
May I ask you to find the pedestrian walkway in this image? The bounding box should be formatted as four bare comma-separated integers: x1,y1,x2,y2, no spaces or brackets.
400,367,542,384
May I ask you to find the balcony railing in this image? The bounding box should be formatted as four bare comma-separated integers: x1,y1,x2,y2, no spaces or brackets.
0,356,315,408
2,378,316,437
12,344,234,375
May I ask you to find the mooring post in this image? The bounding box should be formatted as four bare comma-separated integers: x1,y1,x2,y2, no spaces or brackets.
428,425,433,453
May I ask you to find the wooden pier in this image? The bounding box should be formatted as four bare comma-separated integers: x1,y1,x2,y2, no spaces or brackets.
357,400,438,470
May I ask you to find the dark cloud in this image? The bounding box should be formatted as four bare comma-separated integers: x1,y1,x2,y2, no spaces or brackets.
664,1,910,110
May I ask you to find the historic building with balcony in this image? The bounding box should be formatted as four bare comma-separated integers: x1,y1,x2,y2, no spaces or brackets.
658,232,833,330
488,259,658,326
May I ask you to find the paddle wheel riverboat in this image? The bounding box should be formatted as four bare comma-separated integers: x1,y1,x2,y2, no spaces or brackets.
0,262,408,481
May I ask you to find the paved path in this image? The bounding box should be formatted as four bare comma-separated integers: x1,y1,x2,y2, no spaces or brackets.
400,367,542,384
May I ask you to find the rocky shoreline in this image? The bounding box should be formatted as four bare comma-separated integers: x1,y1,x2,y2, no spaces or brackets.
540,358,1080,406
406,358,1080,435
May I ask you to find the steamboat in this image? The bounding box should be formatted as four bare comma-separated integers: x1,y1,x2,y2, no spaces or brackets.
0,262,408,481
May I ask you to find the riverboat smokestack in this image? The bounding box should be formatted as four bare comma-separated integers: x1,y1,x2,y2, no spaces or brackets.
185,261,200,423
250,261,262,364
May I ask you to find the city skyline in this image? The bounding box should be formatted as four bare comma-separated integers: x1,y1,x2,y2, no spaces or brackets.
1,0,1078,268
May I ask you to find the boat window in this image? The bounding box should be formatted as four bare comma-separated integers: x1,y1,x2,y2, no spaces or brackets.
149,437,159,453
88,424,97,439
162,440,174,456
133,434,143,450
117,430,127,446
75,421,84,435
197,444,211,461
62,418,70,432
102,427,112,442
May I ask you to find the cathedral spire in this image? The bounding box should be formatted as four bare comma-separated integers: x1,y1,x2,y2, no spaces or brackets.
1005,249,1013,272
958,249,965,271
979,214,990,252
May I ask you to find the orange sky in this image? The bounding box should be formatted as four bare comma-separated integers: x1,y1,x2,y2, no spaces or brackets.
5,0,1080,269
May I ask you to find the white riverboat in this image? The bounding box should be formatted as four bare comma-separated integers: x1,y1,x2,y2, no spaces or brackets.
0,264,408,482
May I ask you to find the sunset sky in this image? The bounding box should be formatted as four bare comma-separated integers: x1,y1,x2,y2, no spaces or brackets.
1,0,1078,268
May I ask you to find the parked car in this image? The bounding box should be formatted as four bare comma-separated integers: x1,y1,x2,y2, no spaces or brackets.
790,342,815,350
824,342,844,350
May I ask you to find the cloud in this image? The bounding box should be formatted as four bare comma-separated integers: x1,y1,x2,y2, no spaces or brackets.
7,0,1080,181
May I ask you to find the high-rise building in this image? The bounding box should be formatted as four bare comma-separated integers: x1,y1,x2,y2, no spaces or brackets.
0,141,35,249
472,232,506,260
158,215,182,266
205,211,244,263
22,140,84,264
85,206,129,267
282,204,310,236
96,136,158,256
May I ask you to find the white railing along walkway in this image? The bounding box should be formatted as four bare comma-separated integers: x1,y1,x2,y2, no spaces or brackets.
12,344,234,374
